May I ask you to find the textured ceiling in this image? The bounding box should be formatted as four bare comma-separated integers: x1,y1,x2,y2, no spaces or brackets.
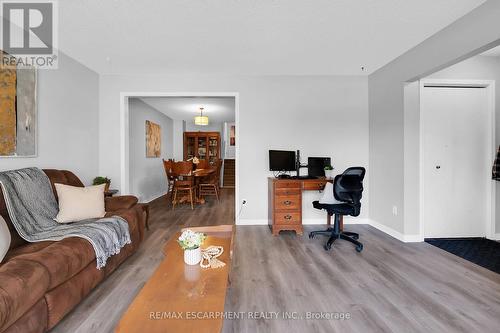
58,0,486,75
139,97,235,123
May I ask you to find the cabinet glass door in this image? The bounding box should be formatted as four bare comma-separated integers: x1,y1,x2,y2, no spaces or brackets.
208,135,219,165
186,136,196,160
197,136,207,160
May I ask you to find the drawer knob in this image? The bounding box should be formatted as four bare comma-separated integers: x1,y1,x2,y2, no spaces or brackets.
284,214,292,220
284,200,292,205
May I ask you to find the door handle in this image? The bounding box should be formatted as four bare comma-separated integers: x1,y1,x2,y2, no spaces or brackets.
284,200,292,205
284,214,292,220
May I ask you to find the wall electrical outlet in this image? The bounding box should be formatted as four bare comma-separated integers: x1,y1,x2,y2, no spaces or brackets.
238,200,247,218
392,206,398,216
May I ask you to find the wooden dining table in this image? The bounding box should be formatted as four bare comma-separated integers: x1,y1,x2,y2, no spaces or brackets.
175,168,216,205
192,168,215,178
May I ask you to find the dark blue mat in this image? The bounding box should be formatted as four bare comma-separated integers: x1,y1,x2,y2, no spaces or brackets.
425,238,500,274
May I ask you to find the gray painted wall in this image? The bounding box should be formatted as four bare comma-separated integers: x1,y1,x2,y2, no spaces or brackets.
172,119,184,161
369,0,500,234
129,98,173,202
99,75,369,223
0,52,99,185
426,55,500,234
403,81,421,236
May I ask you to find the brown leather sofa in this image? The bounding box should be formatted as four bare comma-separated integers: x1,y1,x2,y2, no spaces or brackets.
0,170,146,333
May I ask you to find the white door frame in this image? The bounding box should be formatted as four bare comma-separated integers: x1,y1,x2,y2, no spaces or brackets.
419,79,496,240
119,92,240,224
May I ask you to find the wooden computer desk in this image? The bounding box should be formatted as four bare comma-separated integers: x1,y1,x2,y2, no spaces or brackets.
268,177,340,236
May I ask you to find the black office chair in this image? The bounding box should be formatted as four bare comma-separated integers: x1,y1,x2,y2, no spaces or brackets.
309,167,365,252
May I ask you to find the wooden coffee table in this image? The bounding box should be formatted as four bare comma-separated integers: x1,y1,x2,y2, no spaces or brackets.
116,225,235,333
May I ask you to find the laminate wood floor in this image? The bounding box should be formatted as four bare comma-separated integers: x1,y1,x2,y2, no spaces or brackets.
52,189,500,333
51,189,235,333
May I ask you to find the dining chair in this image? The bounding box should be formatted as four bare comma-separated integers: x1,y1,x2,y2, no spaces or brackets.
199,159,223,202
196,159,210,170
172,161,196,210
162,159,175,194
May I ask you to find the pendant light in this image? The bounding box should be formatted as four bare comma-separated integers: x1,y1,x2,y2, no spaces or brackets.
194,107,209,126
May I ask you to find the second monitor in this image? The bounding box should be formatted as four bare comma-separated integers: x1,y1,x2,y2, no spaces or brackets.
307,157,331,177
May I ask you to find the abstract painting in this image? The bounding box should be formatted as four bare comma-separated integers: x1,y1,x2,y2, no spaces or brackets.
146,120,161,157
0,51,37,157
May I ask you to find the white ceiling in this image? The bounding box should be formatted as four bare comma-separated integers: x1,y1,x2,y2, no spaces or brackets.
139,97,235,123
481,45,500,57
58,0,486,75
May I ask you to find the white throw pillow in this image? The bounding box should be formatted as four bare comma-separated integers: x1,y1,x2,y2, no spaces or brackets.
54,183,106,223
0,215,11,263
319,182,342,204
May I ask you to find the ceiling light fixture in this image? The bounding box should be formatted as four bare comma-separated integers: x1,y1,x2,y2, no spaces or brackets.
194,107,209,126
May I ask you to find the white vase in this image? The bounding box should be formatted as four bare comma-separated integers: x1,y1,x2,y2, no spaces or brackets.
184,247,202,265
325,170,334,179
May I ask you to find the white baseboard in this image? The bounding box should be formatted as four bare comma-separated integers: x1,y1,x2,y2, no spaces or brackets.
305,217,423,243
368,219,405,242
402,234,425,243
488,233,500,241
366,219,424,243
236,217,424,243
237,219,268,225
145,191,168,203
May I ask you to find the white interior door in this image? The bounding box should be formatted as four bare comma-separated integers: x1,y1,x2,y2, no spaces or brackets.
422,86,490,238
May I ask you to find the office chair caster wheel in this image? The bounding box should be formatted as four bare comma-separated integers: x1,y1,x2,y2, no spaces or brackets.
324,244,332,251
309,232,314,239
355,244,363,252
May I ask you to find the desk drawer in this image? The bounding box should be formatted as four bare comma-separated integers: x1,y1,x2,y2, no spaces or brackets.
275,181,301,189
274,212,301,225
303,181,326,191
275,195,301,210
275,188,301,196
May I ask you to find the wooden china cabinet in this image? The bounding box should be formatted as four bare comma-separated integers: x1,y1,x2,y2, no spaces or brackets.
183,132,221,165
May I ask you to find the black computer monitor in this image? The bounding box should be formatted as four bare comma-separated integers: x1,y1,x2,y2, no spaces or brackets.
269,150,296,171
308,157,331,177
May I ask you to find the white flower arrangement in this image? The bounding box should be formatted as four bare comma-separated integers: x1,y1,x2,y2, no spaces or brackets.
177,229,206,250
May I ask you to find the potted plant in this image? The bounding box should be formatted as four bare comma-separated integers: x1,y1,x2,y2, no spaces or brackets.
92,176,111,192
178,229,206,265
324,165,334,179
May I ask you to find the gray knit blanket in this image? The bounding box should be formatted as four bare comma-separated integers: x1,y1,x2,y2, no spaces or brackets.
0,167,131,269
